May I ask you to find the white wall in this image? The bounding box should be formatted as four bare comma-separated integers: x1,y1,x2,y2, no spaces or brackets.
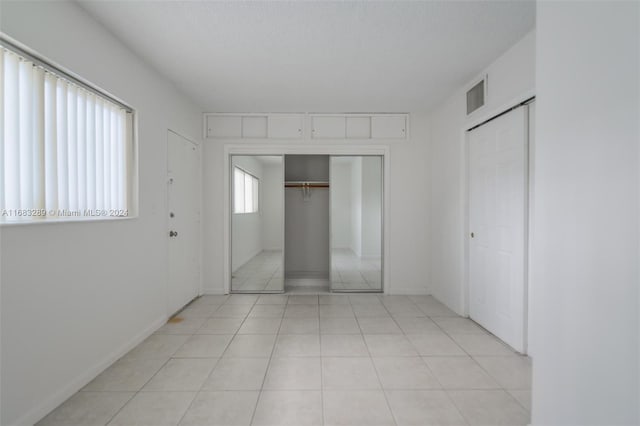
427,31,535,315
204,114,432,295
330,161,352,249
361,156,383,257
531,2,639,424
231,156,263,271
261,163,283,251
0,2,203,425
284,186,330,277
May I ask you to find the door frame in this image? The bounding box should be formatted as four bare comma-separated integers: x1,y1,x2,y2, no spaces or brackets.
463,96,535,354
166,129,202,316
223,144,390,295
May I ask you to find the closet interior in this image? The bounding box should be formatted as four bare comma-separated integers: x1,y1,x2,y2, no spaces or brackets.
230,154,383,293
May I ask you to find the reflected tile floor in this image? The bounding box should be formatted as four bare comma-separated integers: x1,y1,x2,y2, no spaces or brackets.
331,248,382,291
232,250,284,292
37,294,532,426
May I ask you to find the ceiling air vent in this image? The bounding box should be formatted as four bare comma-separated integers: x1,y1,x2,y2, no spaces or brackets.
466,76,486,115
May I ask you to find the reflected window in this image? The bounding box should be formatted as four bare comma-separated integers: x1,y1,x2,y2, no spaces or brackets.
234,167,259,213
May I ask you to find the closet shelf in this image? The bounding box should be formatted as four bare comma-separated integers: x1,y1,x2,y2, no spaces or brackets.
284,181,329,188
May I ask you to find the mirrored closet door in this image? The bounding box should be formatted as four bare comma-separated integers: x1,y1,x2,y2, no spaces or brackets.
230,155,284,293
330,156,383,292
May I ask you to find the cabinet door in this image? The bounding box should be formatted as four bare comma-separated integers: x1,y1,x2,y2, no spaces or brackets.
371,115,406,139
312,116,346,139
346,116,371,139
207,115,242,138
268,115,304,139
242,116,268,138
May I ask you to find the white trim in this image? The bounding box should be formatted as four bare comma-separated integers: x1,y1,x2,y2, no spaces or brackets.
223,144,390,295
16,314,167,426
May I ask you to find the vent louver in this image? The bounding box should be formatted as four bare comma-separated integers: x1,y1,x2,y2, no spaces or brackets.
466,78,486,115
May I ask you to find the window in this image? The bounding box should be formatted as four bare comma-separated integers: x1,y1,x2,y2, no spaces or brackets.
233,167,259,213
0,40,134,223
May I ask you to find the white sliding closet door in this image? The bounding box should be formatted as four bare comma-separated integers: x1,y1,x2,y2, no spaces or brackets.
468,106,528,353
230,155,284,293
330,156,383,292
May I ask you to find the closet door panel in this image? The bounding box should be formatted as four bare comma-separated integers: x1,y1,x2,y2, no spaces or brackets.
231,155,284,293
330,156,383,292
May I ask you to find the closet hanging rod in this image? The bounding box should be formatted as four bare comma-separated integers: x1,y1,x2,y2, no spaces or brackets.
284,181,329,188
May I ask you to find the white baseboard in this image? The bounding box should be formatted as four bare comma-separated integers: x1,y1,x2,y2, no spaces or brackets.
386,286,431,295
13,315,167,426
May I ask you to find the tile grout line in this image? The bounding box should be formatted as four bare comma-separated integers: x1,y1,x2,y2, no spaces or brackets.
178,295,257,426
353,294,399,426
317,295,326,426
248,294,287,426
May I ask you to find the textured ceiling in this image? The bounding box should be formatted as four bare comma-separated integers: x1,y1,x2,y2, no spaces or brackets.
78,0,535,112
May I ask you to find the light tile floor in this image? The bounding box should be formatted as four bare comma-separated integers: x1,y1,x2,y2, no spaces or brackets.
37,294,531,426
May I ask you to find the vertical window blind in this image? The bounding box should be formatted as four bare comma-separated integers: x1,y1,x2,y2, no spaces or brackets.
233,167,259,214
0,43,133,222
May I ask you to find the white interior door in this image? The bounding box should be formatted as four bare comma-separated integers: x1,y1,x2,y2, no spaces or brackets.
167,130,200,315
468,106,528,353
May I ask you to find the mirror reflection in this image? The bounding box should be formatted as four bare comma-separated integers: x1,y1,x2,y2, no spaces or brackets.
330,156,383,291
231,155,284,292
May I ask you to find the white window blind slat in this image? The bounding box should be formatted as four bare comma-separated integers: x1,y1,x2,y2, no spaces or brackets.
77,89,86,211
44,73,58,212
67,84,78,211
252,176,258,214
4,50,20,210
86,92,96,211
95,97,104,211
56,79,69,211
33,67,45,210
18,60,34,209
103,104,111,210
116,109,125,210
109,107,118,209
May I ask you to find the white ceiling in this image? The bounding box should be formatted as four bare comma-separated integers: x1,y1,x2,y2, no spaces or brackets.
78,0,535,113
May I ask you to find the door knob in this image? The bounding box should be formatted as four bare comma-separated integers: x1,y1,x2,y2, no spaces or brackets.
169,230,178,237
470,232,475,238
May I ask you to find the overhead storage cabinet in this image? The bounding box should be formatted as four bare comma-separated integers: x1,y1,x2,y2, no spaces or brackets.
205,113,408,140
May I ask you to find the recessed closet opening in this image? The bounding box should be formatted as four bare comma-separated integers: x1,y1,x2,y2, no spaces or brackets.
284,155,331,292
227,151,385,294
